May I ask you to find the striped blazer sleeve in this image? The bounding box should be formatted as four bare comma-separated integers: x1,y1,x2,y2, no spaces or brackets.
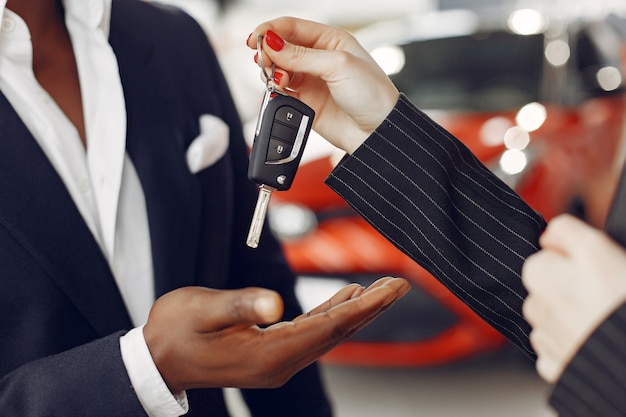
325,94,546,359
549,303,626,417
325,94,626,417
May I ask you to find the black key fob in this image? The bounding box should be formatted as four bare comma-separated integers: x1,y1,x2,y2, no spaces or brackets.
248,91,315,191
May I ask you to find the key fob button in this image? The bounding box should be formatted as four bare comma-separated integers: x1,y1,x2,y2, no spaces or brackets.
270,121,297,144
267,138,293,162
275,106,303,129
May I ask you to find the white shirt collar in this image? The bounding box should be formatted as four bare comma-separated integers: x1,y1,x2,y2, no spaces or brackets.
64,0,111,35
0,0,123,266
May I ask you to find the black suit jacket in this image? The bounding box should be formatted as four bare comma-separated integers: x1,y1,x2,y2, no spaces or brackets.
326,94,626,417
0,1,331,416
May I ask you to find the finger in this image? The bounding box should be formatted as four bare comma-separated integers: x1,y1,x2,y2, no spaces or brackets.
264,278,410,372
319,278,409,335
274,69,294,90
249,17,325,49
293,283,364,323
295,276,398,322
270,278,410,348
521,250,565,293
249,24,374,89
522,251,573,332
523,291,568,334
257,67,292,91
304,278,411,355
539,214,602,257
535,353,563,384
192,287,284,331
251,37,294,91
332,278,411,333
361,276,398,292
530,329,564,372
521,294,539,327
249,17,368,58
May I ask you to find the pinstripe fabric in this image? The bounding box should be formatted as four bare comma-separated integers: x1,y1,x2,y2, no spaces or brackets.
550,304,626,417
325,94,625,416
326,94,545,358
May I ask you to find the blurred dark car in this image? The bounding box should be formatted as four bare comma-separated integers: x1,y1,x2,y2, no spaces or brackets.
266,9,626,366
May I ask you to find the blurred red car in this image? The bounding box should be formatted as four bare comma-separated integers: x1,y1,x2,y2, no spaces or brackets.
264,10,626,366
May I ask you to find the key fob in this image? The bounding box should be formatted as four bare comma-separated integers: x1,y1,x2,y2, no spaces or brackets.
248,92,315,191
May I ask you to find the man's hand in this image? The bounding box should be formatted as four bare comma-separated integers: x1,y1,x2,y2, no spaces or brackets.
522,214,626,383
143,277,410,393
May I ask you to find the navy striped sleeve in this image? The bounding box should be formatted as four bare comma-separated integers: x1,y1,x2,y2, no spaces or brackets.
325,94,547,359
549,303,626,417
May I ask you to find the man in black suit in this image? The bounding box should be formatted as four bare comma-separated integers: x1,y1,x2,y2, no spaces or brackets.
0,2,410,416
247,17,626,417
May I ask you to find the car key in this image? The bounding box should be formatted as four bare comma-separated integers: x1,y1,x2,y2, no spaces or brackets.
246,89,315,248
246,37,315,248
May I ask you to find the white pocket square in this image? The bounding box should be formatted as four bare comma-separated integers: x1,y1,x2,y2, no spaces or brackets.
186,114,230,174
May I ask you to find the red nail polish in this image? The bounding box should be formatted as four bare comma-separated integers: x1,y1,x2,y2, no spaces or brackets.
265,30,284,51
274,72,283,85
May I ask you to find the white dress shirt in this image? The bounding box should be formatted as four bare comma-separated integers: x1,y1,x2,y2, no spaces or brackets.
0,1,187,415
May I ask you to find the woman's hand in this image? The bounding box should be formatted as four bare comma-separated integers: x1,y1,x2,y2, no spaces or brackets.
522,214,626,383
247,17,400,154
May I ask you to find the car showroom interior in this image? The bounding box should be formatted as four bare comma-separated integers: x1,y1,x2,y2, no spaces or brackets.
3,0,623,416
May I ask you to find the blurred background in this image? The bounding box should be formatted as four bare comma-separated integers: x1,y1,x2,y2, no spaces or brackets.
154,0,626,415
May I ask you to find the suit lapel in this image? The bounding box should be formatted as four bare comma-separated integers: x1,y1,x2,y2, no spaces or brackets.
0,94,133,335
0,0,204,338
109,1,203,297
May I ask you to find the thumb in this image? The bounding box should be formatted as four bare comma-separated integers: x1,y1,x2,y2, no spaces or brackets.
209,287,284,328
151,286,285,333
540,214,602,257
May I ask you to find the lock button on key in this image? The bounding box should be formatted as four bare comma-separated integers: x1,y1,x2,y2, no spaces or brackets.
275,106,303,129
267,138,293,162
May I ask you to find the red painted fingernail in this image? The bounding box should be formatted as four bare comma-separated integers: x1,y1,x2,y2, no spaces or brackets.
265,30,284,51
274,72,283,85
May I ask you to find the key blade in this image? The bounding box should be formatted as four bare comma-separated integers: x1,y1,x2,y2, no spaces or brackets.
246,185,275,248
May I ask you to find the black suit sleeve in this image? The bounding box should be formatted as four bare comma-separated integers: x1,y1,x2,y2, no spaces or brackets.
0,333,147,417
326,94,626,417
326,94,545,359
549,303,626,417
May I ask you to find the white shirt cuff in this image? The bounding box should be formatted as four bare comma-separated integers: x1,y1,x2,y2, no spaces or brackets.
120,326,189,417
